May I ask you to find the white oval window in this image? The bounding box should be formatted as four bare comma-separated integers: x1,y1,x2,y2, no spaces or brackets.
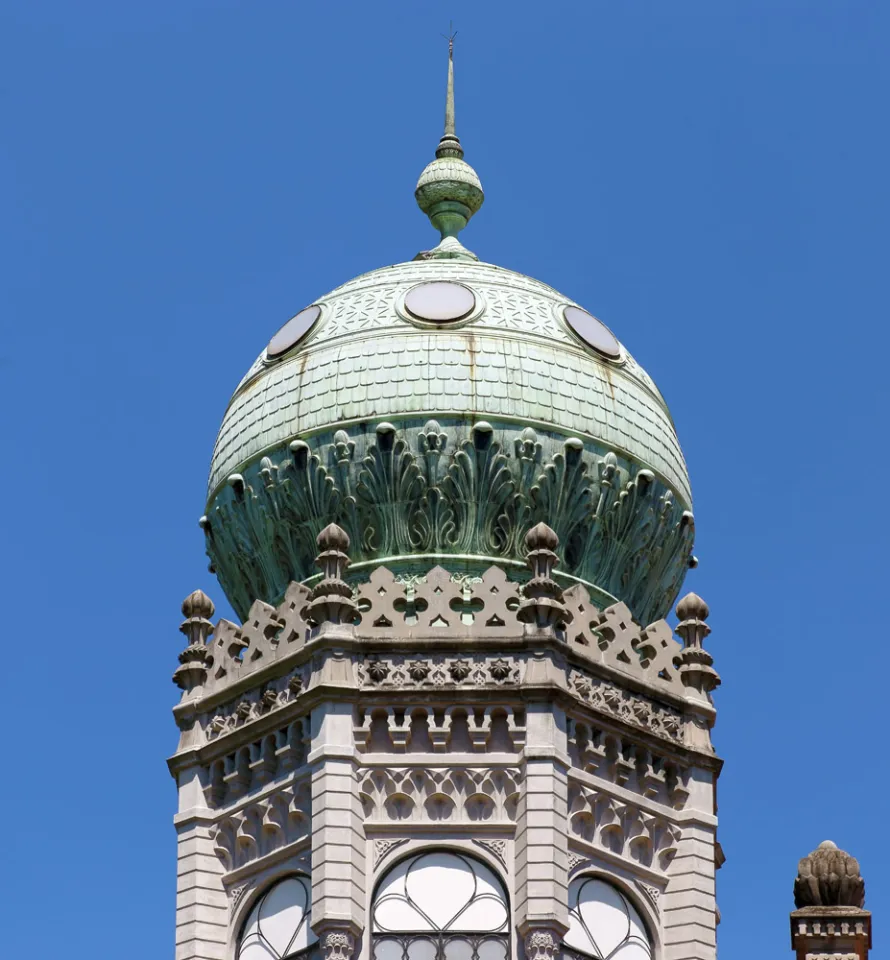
404,282,476,323
565,877,652,960
238,876,317,960
564,305,621,359
267,305,322,358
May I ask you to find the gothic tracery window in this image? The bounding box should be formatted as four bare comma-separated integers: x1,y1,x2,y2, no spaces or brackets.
238,875,317,960
564,877,652,960
372,851,510,960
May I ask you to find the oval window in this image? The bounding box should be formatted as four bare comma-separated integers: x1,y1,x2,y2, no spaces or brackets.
267,305,322,358
564,305,621,359
404,282,476,323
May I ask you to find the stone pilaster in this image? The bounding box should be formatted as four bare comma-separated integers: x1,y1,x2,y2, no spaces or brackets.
516,525,571,955
308,526,364,958
173,771,227,960
515,702,570,952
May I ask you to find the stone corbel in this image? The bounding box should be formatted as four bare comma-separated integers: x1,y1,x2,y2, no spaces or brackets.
523,927,563,960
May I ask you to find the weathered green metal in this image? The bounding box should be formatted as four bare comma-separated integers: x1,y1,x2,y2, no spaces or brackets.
415,39,483,259
203,258,694,625
201,41,695,626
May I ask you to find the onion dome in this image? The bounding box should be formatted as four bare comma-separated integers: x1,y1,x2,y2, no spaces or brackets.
201,42,695,623
794,841,866,908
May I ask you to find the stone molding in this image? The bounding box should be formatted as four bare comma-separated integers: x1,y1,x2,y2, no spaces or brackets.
358,764,522,826
211,779,311,874
567,782,680,875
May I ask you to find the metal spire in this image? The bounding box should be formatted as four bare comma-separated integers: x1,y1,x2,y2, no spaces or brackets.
414,27,484,259
436,27,463,159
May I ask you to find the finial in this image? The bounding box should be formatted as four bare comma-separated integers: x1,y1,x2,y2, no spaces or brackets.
307,524,357,630
415,30,484,260
794,841,865,908
517,523,572,634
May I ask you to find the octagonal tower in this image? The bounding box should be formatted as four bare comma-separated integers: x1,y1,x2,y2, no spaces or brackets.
170,43,721,960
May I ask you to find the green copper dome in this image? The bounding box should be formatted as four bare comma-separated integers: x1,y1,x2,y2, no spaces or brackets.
201,47,695,624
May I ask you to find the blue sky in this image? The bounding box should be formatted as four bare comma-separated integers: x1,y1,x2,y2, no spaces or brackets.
1,2,887,957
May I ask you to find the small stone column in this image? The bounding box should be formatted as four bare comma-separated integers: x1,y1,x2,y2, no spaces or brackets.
516,524,570,957
171,591,227,960
307,525,365,959
662,593,720,960
790,841,871,960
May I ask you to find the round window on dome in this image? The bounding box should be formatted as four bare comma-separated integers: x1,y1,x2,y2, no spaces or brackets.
404,281,476,323
267,305,322,358
563,305,622,359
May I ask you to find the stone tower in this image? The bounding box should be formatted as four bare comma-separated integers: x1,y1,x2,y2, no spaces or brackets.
169,44,722,960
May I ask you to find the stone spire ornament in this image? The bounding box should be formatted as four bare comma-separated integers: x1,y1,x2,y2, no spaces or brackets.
794,841,865,909
173,589,214,695
415,31,484,261
790,841,871,960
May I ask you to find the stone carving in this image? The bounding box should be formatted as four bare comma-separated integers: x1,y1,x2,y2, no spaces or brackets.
568,853,589,872
357,655,522,691
173,590,215,693
635,881,661,910
794,841,866,908
356,564,521,637
358,766,521,824
563,587,683,687
204,670,310,740
354,706,525,754
473,838,508,865
517,523,570,632
308,524,357,628
181,558,690,704
206,717,309,807
569,671,682,742
212,779,311,872
320,931,355,960
675,592,720,700
229,882,251,914
203,421,694,625
374,838,409,867
524,929,561,960
567,785,680,873
567,717,690,808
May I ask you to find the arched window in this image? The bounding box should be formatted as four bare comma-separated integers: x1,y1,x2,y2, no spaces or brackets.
372,850,510,960
565,877,652,960
238,875,317,960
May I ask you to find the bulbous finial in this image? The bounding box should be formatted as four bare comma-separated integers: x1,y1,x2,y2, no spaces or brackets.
415,32,484,261
676,592,709,622
794,840,865,908
182,589,215,621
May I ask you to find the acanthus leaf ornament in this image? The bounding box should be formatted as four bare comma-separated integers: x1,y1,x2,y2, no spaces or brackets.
203,422,694,625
